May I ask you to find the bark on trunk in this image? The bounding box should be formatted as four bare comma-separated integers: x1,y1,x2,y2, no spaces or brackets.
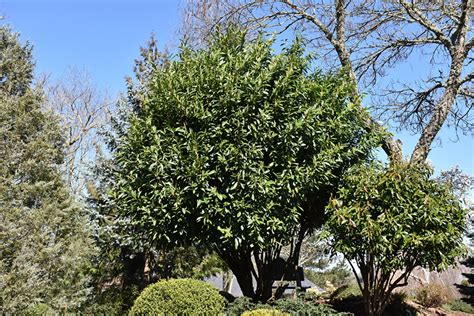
217,248,258,300
410,0,470,162
273,229,306,300
121,248,146,288
233,268,257,299
333,0,404,162
218,244,303,302
411,54,465,162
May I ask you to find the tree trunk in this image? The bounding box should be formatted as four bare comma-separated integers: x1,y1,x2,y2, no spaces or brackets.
218,245,300,302
411,54,465,162
273,229,305,300
332,0,404,162
121,248,146,288
363,288,385,316
226,252,275,302
233,267,257,299
410,0,470,162
260,268,274,302
217,248,258,300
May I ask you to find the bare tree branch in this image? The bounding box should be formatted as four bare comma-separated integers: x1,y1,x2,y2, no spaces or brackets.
181,0,472,163
42,68,114,195
398,0,453,52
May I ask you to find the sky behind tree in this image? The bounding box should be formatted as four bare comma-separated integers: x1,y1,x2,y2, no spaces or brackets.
1,0,472,175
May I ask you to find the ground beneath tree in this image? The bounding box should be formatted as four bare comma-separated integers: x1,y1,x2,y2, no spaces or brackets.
331,297,473,316
406,301,473,316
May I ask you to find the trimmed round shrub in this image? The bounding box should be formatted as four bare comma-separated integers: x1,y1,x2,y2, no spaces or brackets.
128,278,226,315
241,309,289,316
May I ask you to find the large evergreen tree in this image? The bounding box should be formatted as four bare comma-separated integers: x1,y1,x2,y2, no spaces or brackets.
105,29,381,302
0,26,95,313
86,37,225,314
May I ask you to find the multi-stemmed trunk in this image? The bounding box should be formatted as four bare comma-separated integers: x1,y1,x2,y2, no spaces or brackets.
215,230,306,302
351,254,416,316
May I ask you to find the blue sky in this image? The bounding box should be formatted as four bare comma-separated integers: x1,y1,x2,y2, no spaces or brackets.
1,0,182,94
1,0,472,176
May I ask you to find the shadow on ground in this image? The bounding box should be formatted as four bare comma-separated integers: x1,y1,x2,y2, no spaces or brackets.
455,256,474,306
331,295,417,316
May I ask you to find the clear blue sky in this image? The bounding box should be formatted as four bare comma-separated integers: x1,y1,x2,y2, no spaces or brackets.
1,0,182,94
1,0,473,176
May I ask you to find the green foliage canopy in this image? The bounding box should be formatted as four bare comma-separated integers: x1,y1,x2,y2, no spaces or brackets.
112,29,378,248
327,162,466,316
87,37,226,309
108,28,381,300
0,26,95,313
0,26,34,96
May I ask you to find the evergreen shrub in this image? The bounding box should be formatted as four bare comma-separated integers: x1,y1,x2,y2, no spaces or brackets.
128,278,225,315
241,309,289,316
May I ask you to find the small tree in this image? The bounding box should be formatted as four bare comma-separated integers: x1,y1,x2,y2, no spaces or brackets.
106,28,381,302
327,162,466,316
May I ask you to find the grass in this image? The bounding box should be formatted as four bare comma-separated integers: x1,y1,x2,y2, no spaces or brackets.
443,299,474,314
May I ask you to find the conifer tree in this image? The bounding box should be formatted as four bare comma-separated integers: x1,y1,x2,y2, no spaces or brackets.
0,26,95,313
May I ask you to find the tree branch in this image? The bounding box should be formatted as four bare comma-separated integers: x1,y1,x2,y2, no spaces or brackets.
398,0,453,52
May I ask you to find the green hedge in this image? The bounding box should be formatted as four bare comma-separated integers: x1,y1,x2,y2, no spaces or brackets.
128,278,225,315
241,309,289,316
227,297,351,316
23,303,54,316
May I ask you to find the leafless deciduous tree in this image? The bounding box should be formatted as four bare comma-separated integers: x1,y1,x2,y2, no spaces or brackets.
181,0,473,163
41,69,113,195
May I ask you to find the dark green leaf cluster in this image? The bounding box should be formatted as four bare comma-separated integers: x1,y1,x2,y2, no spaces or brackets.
110,28,380,253
226,297,349,316
86,41,225,310
273,298,349,316
128,278,226,315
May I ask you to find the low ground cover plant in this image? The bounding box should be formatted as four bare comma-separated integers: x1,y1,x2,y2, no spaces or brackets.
443,299,474,313
226,296,351,316
241,309,289,316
